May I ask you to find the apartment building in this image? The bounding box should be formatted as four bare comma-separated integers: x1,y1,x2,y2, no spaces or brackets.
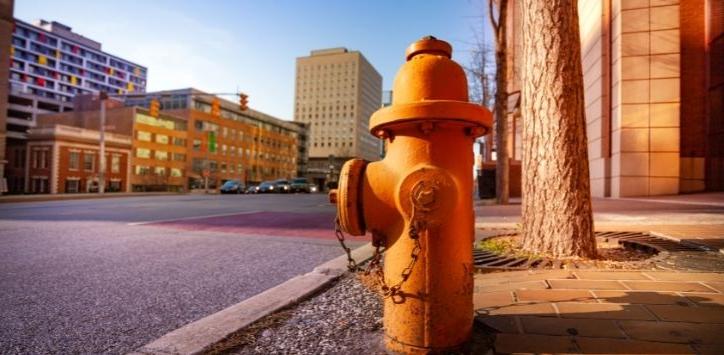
125,88,305,188
496,0,723,197
5,18,146,137
294,48,382,187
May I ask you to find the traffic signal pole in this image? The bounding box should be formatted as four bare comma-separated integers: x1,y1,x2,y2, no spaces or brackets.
98,92,107,194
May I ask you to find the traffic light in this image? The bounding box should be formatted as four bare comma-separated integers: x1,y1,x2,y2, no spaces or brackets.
211,98,221,117
239,93,248,111
149,99,160,117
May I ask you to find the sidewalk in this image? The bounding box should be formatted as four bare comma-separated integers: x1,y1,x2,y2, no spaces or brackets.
475,192,724,252
0,191,186,203
474,269,724,354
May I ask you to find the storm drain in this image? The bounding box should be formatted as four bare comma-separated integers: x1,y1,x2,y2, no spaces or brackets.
473,231,710,271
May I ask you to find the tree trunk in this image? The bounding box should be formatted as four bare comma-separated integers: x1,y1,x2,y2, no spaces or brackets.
520,0,596,258
490,0,510,205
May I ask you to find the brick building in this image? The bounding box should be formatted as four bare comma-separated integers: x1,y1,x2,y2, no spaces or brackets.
27,101,187,193
125,88,304,189
4,124,131,194
493,0,723,197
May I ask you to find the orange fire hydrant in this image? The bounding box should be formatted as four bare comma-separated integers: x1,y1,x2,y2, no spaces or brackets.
331,36,492,353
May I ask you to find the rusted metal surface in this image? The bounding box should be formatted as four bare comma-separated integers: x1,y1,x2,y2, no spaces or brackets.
329,36,492,353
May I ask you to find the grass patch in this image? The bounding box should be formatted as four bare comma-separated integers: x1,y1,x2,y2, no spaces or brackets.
476,237,542,259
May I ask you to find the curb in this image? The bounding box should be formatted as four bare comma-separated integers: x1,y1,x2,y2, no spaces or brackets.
130,242,376,355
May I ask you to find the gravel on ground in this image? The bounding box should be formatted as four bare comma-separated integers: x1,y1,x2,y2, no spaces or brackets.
212,273,384,355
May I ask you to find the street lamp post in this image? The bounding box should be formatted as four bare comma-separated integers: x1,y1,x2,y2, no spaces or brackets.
98,91,107,194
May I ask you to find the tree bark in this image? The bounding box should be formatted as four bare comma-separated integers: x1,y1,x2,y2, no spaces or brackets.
520,0,596,258
490,0,510,205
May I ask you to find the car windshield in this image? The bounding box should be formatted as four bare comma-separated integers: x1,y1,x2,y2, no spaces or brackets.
221,181,238,188
260,182,274,187
292,178,307,184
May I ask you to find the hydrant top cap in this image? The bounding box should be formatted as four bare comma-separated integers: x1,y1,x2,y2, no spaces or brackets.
405,36,452,61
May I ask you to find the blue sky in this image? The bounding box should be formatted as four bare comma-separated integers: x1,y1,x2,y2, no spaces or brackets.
15,0,489,120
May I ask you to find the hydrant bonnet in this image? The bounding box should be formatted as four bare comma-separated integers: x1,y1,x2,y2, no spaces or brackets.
370,36,492,137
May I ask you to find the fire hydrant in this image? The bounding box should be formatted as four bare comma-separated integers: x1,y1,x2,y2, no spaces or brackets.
330,37,492,353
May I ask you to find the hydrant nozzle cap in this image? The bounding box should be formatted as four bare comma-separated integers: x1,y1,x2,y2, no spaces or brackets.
405,36,452,61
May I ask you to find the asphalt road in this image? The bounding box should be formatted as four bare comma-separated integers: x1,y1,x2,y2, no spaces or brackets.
0,193,364,354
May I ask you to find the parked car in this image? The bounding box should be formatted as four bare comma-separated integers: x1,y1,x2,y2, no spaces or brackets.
220,180,245,194
245,185,259,194
309,184,319,193
274,179,291,193
290,177,311,193
258,181,276,193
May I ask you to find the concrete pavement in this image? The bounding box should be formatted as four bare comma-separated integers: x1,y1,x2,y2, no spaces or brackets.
0,194,362,354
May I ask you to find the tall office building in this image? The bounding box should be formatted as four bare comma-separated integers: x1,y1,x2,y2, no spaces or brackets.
294,48,382,187
6,19,147,141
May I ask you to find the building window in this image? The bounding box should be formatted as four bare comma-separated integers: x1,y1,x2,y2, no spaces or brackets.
155,167,166,176
84,153,95,171
137,131,152,141
170,168,183,177
193,139,201,151
31,178,48,194
154,150,168,161
156,134,169,144
65,179,80,193
173,137,186,146
136,148,151,158
111,155,120,173
69,151,80,170
135,165,150,175
173,153,186,162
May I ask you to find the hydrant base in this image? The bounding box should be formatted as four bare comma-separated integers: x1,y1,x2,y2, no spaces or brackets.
384,336,467,355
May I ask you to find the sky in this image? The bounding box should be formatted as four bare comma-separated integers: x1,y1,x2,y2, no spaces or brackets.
15,0,491,121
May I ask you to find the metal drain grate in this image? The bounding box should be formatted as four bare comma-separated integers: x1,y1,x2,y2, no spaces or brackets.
473,231,708,271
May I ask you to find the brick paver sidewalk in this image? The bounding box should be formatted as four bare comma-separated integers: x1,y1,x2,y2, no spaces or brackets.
474,270,724,354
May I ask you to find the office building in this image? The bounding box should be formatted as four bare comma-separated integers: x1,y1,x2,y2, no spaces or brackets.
294,47,382,187
17,100,187,193
125,88,304,188
496,0,723,197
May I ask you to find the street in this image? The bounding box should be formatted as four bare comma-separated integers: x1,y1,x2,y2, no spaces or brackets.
0,193,362,354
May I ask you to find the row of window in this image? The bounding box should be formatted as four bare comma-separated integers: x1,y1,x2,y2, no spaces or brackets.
134,148,185,162
136,131,186,146
190,141,295,165
67,151,121,173
14,24,147,77
134,166,183,177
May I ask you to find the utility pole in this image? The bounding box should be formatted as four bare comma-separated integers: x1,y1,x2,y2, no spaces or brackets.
98,91,107,194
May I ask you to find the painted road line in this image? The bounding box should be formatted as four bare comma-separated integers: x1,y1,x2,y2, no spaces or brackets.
127,210,260,226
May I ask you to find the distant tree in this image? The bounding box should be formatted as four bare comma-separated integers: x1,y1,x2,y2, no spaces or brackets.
520,0,596,257
466,22,495,175
489,0,510,205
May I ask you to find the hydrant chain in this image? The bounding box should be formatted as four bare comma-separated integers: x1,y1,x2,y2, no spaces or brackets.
334,217,358,271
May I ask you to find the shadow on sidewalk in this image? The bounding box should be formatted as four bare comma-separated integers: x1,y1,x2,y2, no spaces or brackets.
475,290,724,354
